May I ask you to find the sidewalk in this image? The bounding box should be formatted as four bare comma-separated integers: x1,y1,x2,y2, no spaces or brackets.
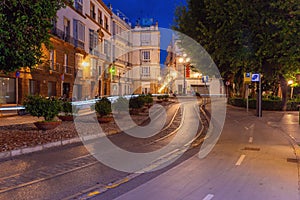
263,110,300,143
0,102,179,159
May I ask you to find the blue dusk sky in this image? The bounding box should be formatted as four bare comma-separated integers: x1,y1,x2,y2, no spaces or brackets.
102,0,187,65
102,0,187,29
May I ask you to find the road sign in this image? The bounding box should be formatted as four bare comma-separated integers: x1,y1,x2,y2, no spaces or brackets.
251,73,260,82
15,71,20,78
225,81,230,86
202,75,209,83
244,72,251,83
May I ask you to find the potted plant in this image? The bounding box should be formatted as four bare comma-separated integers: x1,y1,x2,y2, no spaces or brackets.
92,97,113,123
157,95,163,103
129,96,145,115
23,95,62,130
143,94,154,108
58,100,78,121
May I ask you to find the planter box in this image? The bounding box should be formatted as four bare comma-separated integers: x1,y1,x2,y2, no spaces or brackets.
34,121,62,130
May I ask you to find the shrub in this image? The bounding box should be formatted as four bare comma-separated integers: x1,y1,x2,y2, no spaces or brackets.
228,97,299,111
112,96,129,112
60,100,78,116
129,96,145,109
94,97,112,117
143,94,154,105
24,95,61,121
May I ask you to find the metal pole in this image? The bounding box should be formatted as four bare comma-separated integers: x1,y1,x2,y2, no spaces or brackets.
246,84,249,113
183,64,186,95
258,74,262,117
16,77,18,105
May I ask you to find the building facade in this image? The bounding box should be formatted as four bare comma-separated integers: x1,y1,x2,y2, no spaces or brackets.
164,39,210,95
131,19,161,94
0,2,161,106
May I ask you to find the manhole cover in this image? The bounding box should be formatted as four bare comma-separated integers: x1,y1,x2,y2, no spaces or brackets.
243,147,260,151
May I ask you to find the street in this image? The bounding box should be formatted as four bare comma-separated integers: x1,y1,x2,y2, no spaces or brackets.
0,104,299,200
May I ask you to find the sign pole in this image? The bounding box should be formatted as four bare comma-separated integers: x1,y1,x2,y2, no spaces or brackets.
246,84,249,113
258,74,262,117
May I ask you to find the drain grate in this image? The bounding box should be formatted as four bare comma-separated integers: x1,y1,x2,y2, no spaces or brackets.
243,147,260,151
287,158,299,163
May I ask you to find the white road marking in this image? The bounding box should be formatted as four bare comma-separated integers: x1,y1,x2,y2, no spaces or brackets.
244,126,249,130
203,194,214,200
235,155,246,166
249,137,253,143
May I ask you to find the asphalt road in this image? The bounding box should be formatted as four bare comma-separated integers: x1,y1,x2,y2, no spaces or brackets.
104,106,299,200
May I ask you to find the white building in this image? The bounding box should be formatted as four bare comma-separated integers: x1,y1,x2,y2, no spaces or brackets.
130,19,161,94
110,9,132,96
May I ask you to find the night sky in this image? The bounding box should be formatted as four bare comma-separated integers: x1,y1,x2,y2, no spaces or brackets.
103,0,187,29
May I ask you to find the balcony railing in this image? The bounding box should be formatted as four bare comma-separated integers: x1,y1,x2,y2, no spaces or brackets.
75,2,83,13
74,39,85,49
64,66,73,74
51,27,75,44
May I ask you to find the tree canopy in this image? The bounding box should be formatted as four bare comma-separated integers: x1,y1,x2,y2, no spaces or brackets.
0,0,69,72
174,0,300,88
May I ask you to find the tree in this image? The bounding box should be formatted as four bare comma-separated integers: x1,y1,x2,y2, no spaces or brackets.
174,0,300,109
0,0,69,72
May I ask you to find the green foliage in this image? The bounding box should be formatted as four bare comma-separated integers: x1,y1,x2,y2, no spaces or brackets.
129,96,145,109
228,97,299,111
0,0,69,72
112,97,129,112
142,94,154,105
24,95,62,121
174,0,300,102
60,100,78,116
94,97,112,117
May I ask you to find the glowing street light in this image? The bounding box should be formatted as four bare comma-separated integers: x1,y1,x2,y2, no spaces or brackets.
179,55,190,95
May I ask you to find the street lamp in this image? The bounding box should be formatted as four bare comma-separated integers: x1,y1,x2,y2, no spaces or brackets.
179,54,190,95
288,80,294,99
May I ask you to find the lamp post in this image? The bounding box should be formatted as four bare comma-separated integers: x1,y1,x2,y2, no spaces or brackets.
288,80,294,99
179,54,190,95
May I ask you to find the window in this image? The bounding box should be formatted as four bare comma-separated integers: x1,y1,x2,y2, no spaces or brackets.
89,29,98,53
29,80,40,95
0,77,16,104
73,20,85,49
142,50,150,62
90,58,97,77
63,17,70,41
49,50,56,70
74,0,83,13
90,2,96,19
98,10,103,25
104,16,109,30
48,81,56,97
141,32,151,46
141,66,150,77
104,39,110,57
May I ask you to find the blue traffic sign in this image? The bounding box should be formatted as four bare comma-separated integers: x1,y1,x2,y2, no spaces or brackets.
251,74,260,82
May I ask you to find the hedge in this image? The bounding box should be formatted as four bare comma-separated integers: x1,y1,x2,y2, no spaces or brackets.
228,98,300,111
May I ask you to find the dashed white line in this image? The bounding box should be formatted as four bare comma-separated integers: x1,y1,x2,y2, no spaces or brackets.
235,155,246,166
203,194,214,200
249,137,253,143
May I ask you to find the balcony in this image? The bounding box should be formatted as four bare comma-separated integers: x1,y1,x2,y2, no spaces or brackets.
64,66,73,74
74,39,85,49
75,2,83,13
50,27,74,44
